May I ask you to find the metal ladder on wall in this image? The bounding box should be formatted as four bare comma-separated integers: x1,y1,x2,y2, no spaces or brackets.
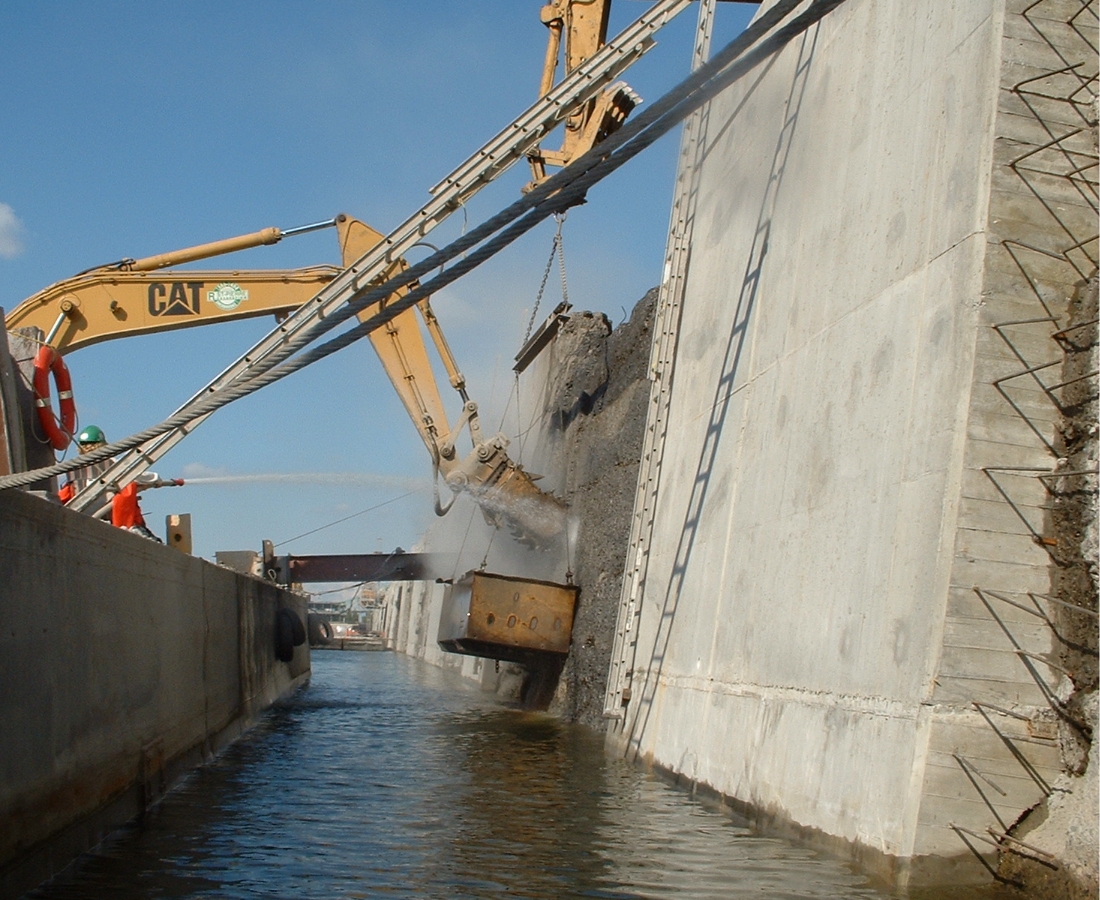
603,0,716,719
70,0,697,514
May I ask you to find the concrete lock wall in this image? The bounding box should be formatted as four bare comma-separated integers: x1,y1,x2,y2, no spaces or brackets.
378,0,1097,887
605,0,1095,887
386,579,535,697
0,489,310,899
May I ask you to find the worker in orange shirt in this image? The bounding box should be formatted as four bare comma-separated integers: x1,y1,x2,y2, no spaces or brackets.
111,472,184,542
59,425,183,540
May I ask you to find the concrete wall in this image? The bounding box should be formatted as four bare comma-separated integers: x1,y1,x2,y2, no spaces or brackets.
377,1,1096,886
385,578,533,698
605,0,1094,887
0,489,309,899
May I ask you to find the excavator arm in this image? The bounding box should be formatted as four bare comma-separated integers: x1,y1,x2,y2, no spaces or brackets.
14,4,631,544
526,0,638,190
337,218,567,547
10,214,566,546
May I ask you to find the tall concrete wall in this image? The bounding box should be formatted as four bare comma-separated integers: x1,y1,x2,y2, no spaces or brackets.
377,0,1096,887
603,0,1096,889
0,489,309,899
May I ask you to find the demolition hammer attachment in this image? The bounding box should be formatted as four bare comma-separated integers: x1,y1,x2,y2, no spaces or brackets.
471,459,568,549
441,435,568,549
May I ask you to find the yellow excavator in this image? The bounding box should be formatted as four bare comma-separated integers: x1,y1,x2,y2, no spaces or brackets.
7,213,567,546
6,0,677,667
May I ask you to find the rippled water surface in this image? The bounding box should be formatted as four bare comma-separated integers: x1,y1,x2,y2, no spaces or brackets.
30,653,1012,899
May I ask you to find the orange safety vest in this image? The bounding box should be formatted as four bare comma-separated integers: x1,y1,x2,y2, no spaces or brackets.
58,482,75,505
111,483,146,528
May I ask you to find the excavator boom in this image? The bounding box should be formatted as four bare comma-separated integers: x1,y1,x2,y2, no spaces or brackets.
5,220,344,355
6,266,341,355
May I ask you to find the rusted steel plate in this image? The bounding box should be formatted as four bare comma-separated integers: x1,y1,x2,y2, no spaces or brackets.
438,570,578,662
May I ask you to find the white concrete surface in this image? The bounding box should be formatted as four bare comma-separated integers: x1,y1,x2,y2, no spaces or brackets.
609,0,1087,885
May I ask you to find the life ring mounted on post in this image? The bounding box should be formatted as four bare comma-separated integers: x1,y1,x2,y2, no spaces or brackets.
32,346,77,451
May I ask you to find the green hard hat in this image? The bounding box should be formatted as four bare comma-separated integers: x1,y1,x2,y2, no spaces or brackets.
77,425,106,444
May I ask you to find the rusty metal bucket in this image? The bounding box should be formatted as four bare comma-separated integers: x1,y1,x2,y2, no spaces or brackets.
437,571,578,663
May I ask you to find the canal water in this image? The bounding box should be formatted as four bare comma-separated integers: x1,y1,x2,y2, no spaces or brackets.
29,653,1013,899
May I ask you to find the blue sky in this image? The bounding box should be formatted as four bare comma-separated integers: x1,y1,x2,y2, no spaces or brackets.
2,2,754,563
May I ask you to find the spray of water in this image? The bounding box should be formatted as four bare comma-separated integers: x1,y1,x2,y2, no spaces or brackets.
182,472,428,490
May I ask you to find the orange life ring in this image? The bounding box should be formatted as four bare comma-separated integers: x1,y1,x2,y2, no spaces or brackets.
32,346,76,451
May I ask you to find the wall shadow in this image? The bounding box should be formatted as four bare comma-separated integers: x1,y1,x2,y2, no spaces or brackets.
625,26,821,756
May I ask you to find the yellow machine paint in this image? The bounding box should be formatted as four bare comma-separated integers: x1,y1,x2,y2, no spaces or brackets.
5,227,342,355
526,0,638,190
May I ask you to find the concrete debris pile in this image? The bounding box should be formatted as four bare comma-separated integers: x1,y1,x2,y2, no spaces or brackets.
534,289,659,726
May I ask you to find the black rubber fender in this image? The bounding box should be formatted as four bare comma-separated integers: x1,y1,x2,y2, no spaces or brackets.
307,613,334,646
275,608,295,662
288,609,306,646
275,608,305,661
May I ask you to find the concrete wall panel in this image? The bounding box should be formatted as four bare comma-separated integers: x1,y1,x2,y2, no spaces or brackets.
0,489,308,898
637,680,930,856
606,0,1087,883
